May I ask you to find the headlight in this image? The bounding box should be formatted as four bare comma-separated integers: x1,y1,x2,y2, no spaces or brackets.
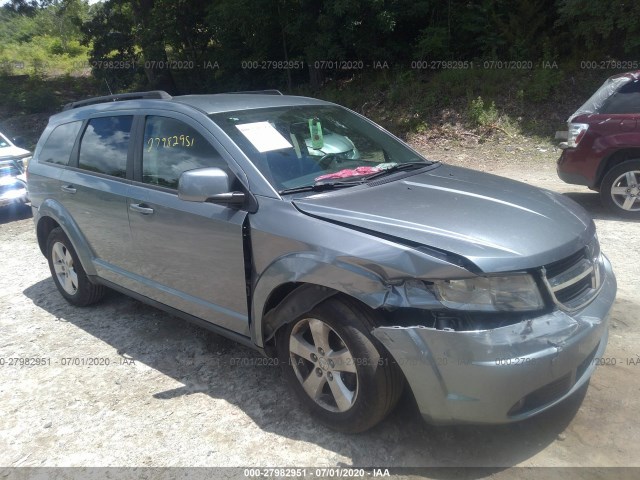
20,156,32,169
433,274,544,312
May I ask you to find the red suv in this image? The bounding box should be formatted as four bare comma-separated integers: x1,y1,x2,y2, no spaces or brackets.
557,71,640,217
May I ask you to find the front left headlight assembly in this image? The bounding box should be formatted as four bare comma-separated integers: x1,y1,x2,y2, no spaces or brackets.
432,274,544,312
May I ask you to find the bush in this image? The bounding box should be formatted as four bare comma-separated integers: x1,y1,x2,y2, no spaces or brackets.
526,68,564,103
18,76,60,113
468,96,498,126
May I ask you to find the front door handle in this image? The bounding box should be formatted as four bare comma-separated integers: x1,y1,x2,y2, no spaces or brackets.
129,203,154,215
61,185,76,194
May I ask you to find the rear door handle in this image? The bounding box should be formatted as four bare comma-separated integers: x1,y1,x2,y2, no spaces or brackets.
129,203,154,215
61,185,76,194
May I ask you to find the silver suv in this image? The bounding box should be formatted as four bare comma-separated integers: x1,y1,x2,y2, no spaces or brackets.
27,90,616,433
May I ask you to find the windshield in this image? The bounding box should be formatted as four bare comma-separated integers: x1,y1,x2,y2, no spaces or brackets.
210,105,428,192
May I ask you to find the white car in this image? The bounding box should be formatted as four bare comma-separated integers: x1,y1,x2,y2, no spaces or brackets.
0,159,28,208
0,131,32,169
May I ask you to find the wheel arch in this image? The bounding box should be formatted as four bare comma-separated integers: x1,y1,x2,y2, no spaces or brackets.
35,199,97,276
251,254,393,351
36,215,60,255
595,148,640,188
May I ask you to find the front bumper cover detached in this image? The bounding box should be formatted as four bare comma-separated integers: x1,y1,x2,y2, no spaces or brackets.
373,256,616,425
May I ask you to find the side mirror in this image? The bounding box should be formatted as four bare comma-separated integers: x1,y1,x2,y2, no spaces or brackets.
178,167,245,206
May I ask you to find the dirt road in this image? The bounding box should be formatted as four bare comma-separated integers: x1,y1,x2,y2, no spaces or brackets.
0,140,638,473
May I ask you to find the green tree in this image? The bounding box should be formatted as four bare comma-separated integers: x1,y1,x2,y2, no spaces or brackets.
81,0,138,90
557,0,640,56
1,0,40,15
82,0,178,92
0,0,90,75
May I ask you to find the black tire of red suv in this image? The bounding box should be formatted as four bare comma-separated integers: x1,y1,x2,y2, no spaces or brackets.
600,160,640,218
46,227,106,306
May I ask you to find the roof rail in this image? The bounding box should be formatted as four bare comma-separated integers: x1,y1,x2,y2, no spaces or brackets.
62,90,172,111
227,90,283,95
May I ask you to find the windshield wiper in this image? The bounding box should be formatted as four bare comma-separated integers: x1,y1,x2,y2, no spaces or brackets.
278,160,434,194
363,160,433,181
278,180,363,195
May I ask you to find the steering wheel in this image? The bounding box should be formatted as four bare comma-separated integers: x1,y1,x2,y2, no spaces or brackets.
318,153,344,170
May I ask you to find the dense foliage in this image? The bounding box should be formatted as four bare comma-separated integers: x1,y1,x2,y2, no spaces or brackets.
0,0,637,145
0,0,90,75
2,0,638,93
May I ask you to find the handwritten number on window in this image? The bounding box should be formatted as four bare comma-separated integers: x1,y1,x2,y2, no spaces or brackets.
146,135,195,152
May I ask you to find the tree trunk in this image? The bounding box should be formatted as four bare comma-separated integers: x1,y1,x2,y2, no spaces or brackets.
276,1,292,91
307,61,321,91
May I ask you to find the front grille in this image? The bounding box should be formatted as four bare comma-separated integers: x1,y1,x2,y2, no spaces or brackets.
554,273,592,304
544,248,586,278
542,239,603,311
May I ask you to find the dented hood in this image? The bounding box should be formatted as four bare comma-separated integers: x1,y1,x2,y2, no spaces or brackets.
293,165,595,272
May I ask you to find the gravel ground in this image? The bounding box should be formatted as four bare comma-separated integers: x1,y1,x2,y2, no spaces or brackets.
0,140,639,475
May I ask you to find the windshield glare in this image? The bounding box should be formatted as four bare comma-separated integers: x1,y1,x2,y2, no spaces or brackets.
0,133,11,149
210,105,426,191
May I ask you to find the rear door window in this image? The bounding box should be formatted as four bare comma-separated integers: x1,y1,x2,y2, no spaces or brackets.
601,80,640,114
39,121,83,166
78,116,133,178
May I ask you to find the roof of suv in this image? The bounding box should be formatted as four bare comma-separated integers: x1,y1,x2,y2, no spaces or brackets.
54,90,332,121
173,93,331,114
607,70,640,81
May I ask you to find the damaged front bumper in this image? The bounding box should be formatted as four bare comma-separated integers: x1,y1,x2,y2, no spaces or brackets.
373,256,616,425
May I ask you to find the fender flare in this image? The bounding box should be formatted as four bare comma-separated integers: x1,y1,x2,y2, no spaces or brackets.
36,199,97,276
260,283,338,345
251,254,391,347
595,143,640,186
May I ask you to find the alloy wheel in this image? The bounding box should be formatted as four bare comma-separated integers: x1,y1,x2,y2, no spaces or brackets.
610,170,640,212
51,241,78,295
289,317,358,412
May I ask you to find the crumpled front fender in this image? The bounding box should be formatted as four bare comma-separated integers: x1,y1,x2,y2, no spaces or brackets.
373,256,617,425
251,252,448,347
252,254,390,347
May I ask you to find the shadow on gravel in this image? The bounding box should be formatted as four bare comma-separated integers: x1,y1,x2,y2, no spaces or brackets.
0,203,31,225
563,192,640,222
24,278,586,472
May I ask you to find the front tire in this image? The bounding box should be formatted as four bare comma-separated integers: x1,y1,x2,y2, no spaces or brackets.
277,296,404,433
600,160,640,217
46,227,106,306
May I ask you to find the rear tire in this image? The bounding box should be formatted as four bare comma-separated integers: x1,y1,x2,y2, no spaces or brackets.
277,296,404,433
600,160,640,217
46,227,106,306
